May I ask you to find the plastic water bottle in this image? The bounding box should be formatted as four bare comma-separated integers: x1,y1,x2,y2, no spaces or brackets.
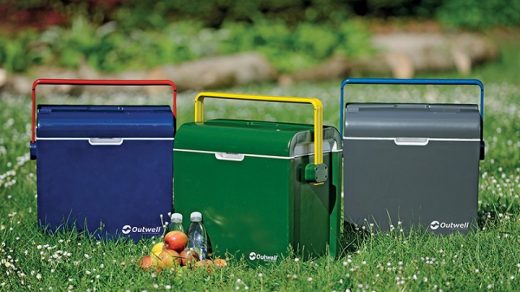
168,213,184,233
187,211,208,260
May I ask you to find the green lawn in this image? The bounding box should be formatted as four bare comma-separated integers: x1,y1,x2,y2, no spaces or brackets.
0,42,519,291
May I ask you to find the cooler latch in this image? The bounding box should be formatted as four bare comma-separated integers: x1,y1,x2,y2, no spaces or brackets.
29,142,37,160
305,163,328,183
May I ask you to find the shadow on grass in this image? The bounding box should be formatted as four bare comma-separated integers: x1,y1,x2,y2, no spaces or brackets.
339,221,369,256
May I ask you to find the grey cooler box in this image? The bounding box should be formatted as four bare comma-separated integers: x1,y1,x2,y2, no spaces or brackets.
341,78,485,234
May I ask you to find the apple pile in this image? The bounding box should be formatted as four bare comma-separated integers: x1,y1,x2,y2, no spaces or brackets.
138,230,227,272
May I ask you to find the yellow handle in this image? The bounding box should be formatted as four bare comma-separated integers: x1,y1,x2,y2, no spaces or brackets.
194,92,324,165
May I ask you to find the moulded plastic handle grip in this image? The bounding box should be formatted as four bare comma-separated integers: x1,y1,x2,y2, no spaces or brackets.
31,78,177,143
194,92,327,183
339,78,484,135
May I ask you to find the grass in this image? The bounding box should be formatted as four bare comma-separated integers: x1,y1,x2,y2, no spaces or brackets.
0,41,519,291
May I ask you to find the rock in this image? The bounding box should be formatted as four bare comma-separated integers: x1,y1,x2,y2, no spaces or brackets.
277,75,294,87
0,68,6,88
281,55,351,84
283,32,497,82
27,67,83,95
78,61,100,80
1,32,498,93
148,52,277,91
6,65,149,95
357,32,498,77
452,50,471,75
384,52,414,78
449,33,498,72
8,75,33,94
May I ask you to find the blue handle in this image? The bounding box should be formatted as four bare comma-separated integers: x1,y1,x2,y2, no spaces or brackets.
339,78,484,135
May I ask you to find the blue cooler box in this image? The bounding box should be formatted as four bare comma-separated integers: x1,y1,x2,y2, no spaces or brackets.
30,79,176,241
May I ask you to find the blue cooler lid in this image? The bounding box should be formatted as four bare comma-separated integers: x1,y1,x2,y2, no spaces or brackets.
36,105,174,138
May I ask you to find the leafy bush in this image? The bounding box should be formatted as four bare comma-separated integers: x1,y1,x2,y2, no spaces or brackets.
0,17,372,74
218,20,372,72
437,0,520,29
37,18,223,71
0,31,44,72
4,0,520,32
109,0,352,29
1,0,352,29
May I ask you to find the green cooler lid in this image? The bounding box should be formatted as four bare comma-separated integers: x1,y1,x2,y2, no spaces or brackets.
174,119,340,157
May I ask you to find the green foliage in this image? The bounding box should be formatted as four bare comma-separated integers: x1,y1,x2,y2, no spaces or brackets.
4,0,520,33
437,0,520,28
0,31,43,72
218,20,371,72
0,0,349,30
38,18,222,71
2,0,516,74
112,0,351,29
0,17,372,74
40,17,103,69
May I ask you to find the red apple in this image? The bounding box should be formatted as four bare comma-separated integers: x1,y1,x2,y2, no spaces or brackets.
164,248,182,266
138,255,153,270
156,249,181,269
195,259,214,272
164,231,188,252
179,249,199,266
213,258,227,268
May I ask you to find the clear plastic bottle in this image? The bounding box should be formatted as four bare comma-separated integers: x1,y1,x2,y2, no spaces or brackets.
168,213,184,233
187,211,208,260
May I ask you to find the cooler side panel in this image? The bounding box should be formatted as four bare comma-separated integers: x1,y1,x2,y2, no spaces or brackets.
37,140,172,240
174,151,291,262
292,155,330,258
343,140,479,234
329,151,342,257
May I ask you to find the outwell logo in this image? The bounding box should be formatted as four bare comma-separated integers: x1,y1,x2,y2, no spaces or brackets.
120,225,162,235
429,220,469,230
248,252,278,262
122,225,132,234
429,221,440,230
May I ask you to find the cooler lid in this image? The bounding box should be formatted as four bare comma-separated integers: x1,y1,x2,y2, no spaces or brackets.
36,105,174,138
174,119,341,157
344,103,481,139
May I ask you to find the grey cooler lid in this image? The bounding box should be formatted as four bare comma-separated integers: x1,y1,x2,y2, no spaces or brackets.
344,103,481,139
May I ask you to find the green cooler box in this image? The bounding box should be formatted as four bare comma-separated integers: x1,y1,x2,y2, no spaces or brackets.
174,92,342,264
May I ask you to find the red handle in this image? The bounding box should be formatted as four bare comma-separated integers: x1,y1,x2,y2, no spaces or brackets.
31,78,177,143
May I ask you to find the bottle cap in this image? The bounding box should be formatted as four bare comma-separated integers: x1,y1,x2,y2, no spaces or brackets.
190,211,202,222
171,213,183,223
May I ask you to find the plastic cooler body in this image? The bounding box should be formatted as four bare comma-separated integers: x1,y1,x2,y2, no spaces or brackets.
343,103,482,234
34,105,174,241
173,119,342,264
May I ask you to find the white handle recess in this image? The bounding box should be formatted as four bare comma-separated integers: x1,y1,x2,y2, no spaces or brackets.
88,138,124,146
215,152,245,161
394,137,429,146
